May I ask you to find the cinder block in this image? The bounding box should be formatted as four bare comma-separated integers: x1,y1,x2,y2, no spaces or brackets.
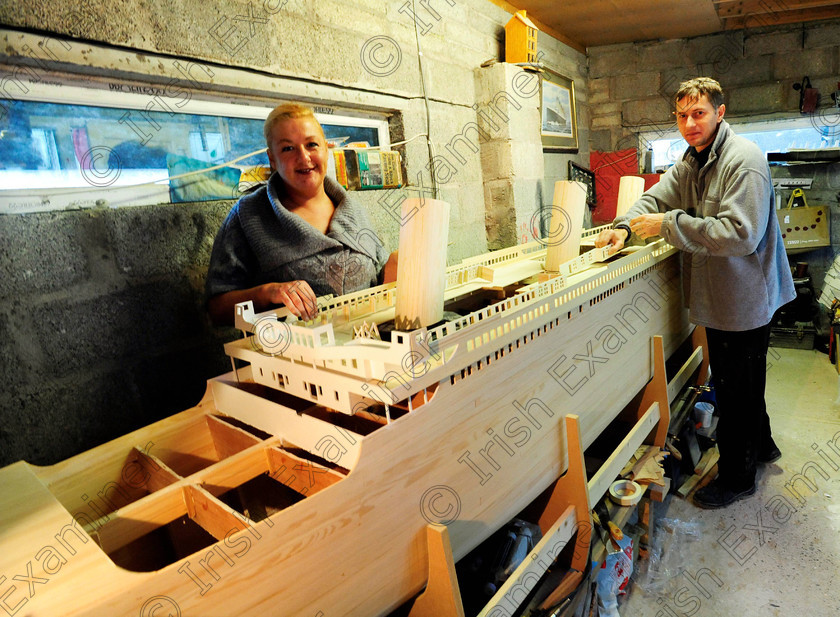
475,65,541,143
0,211,90,298
622,97,672,128
637,39,690,72
589,77,611,104
699,55,772,88
590,129,615,153
480,139,513,181
728,83,787,115
686,32,743,65
773,48,835,80
591,114,620,130
32,280,204,371
744,30,802,57
659,70,695,104
589,44,640,79
108,201,230,283
0,369,144,467
591,100,621,118
0,312,18,387
614,72,661,100
484,178,517,249
805,21,840,48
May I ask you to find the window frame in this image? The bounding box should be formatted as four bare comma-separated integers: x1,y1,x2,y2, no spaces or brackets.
0,70,392,214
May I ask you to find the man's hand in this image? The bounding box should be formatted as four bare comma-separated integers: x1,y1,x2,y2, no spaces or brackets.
263,280,319,320
629,213,665,240
383,251,398,284
595,228,629,256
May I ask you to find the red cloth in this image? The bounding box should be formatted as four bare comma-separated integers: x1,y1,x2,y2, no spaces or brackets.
590,149,659,224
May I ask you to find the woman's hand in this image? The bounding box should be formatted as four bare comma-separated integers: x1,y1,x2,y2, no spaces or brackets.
262,280,319,320
208,280,319,326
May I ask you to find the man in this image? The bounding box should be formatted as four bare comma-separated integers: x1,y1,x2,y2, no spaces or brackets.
596,77,795,509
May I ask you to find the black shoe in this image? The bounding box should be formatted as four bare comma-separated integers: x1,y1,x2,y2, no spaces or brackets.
694,478,756,509
757,445,782,464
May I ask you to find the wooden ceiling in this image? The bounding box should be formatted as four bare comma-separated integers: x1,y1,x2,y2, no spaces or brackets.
493,0,840,50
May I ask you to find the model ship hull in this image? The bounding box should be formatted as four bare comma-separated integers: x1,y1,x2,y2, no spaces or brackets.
0,238,690,616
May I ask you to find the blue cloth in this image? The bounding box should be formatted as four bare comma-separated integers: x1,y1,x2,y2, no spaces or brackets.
206,174,389,300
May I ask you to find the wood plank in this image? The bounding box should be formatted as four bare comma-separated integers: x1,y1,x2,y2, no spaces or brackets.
129,446,182,493
478,506,578,617
677,447,720,498
649,476,671,502
93,485,186,554
722,6,840,28
206,414,262,459
587,402,660,506
183,485,253,541
265,446,345,497
716,0,840,17
667,345,704,404
640,335,670,447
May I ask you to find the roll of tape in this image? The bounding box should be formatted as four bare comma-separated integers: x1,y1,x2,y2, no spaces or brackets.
609,479,643,507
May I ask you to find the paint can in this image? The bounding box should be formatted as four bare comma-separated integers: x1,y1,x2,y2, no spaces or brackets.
693,402,714,428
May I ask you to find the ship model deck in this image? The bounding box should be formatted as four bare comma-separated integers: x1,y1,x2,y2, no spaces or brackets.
0,213,692,616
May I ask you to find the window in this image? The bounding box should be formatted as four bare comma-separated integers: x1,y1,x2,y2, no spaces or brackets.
641,113,840,172
0,80,391,214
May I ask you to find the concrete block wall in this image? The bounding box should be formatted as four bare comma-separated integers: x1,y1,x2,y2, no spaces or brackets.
587,19,840,152
0,0,589,465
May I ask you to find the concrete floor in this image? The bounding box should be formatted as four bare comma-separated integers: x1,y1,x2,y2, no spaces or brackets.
618,347,840,617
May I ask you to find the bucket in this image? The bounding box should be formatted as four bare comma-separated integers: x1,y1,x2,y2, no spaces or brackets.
694,402,714,428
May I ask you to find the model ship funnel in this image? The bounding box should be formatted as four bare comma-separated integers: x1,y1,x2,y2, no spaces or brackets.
544,180,586,273
616,175,645,218
394,197,451,330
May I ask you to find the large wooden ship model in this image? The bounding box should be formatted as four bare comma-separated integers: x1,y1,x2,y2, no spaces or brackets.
0,186,694,616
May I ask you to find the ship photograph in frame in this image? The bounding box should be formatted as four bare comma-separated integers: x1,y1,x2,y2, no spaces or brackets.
541,67,578,152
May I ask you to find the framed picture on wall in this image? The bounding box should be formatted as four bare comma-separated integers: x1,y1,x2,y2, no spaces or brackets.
540,68,578,152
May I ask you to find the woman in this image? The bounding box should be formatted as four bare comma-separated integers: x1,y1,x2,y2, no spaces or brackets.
206,103,397,326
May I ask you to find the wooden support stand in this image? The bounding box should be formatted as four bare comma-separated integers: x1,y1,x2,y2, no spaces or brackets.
408,525,465,617
409,415,591,617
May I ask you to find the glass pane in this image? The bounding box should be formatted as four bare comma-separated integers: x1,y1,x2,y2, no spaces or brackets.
0,98,384,206
648,120,840,171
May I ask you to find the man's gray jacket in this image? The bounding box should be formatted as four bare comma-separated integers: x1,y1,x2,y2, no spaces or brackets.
616,120,795,331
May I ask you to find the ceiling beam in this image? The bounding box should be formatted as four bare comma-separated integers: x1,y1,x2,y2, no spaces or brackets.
715,0,840,18
721,6,840,28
